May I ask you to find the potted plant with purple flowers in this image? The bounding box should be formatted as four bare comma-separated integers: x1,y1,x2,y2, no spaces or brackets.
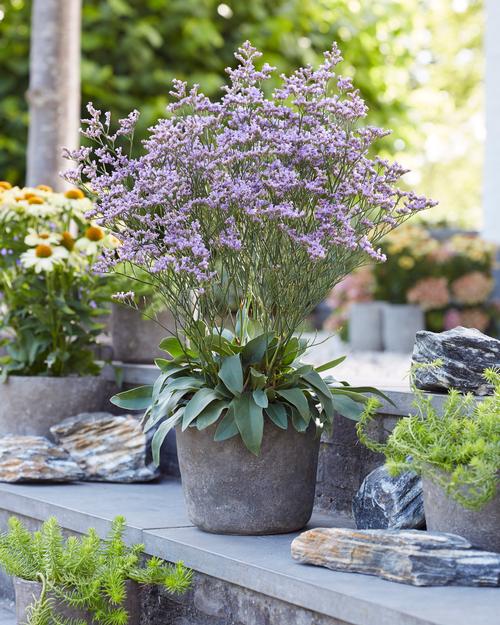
65,42,435,535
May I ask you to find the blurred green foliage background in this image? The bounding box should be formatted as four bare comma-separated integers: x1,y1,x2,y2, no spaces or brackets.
0,0,483,226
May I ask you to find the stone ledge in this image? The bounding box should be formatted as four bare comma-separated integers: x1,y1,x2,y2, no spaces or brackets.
0,480,498,625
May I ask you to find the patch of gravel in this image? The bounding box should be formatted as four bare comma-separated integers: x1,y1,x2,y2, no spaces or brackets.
302,333,411,390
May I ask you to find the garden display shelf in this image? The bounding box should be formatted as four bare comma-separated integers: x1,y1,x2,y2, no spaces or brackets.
0,480,497,625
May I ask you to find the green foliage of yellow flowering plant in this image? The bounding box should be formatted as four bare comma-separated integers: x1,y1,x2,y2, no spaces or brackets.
357,368,500,511
0,182,119,377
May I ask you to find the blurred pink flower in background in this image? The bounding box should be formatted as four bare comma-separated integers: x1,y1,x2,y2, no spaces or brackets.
451,271,494,305
443,308,462,330
407,277,450,311
459,308,491,332
324,267,374,331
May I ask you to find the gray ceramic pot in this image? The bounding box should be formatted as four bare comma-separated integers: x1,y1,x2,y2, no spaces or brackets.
14,577,140,625
111,304,176,364
176,421,320,535
348,302,384,352
382,304,425,353
0,375,109,437
422,476,500,552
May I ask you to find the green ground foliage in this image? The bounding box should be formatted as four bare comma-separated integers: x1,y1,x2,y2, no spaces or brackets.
0,515,192,625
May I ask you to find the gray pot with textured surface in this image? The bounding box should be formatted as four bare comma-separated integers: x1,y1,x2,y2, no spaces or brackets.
382,304,425,353
14,577,140,625
348,302,384,352
422,476,500,552
111,304,175,364
176,421,320,535
0,375,109,438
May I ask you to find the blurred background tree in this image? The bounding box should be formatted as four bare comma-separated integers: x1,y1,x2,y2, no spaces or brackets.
0,0,483,226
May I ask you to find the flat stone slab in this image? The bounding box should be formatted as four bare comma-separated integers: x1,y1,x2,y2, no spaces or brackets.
0,481,499,625
0,436,84,482
50,412,159,483
412,327,500,395
352,466,425,530
291,528,500,587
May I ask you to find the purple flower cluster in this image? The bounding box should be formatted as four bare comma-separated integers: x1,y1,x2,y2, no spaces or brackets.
64,41,436,287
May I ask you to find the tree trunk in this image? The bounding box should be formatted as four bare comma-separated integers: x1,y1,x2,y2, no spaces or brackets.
26,0,82,190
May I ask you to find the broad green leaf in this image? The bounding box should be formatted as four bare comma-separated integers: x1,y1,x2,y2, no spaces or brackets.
151,410,183,465
252,389,268,408
146,389,189,432
182,387,221,430
290,407,308,432
333,394,365,421
241,333,273,366
218,354,243,396
315,356,346,372
276,388,309,420
214,405,239,441
110,385,153,410
196,400,229,430
265,403,288,429
345,386,396,406
165,376,204,393
281,337,300,365
158,336,196,359
249,367,267,390
301,369,332,399
203,333,236,356
233,394,264,456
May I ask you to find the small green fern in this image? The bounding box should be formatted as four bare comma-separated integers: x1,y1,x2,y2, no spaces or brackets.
0,516,192,625
357,368,500,511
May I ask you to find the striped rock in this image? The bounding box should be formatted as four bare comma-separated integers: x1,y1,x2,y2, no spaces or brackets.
291,528,500,586
51,412,159,483
0,436,84,482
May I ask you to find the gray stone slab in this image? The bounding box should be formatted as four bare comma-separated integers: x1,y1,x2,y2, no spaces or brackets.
143,525,500,625
0,481,498,625
0,479,191,543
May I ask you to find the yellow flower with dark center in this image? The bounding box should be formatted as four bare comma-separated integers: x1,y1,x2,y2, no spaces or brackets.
65,189,85,200
0,181,12,190
85,226,104,242
36,184,53,192
35,244,53,258
27,196,44,205
61,231,75,251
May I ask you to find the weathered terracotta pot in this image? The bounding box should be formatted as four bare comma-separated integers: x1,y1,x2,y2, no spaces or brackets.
422,476,500,552
111,304,175,364
14,577,140,625
176,420,320,535
0,375,109,437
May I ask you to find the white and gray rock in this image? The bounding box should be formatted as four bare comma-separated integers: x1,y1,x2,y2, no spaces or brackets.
50,412,159,483
0,436,84,482
291,528,500,587
352,466,425,530
412,327,500,395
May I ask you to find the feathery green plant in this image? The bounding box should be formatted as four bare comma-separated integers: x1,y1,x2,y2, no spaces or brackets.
0,516,192,625
357,368,500,511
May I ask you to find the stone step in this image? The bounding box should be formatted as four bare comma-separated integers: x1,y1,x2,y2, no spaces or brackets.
0,480,498,625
